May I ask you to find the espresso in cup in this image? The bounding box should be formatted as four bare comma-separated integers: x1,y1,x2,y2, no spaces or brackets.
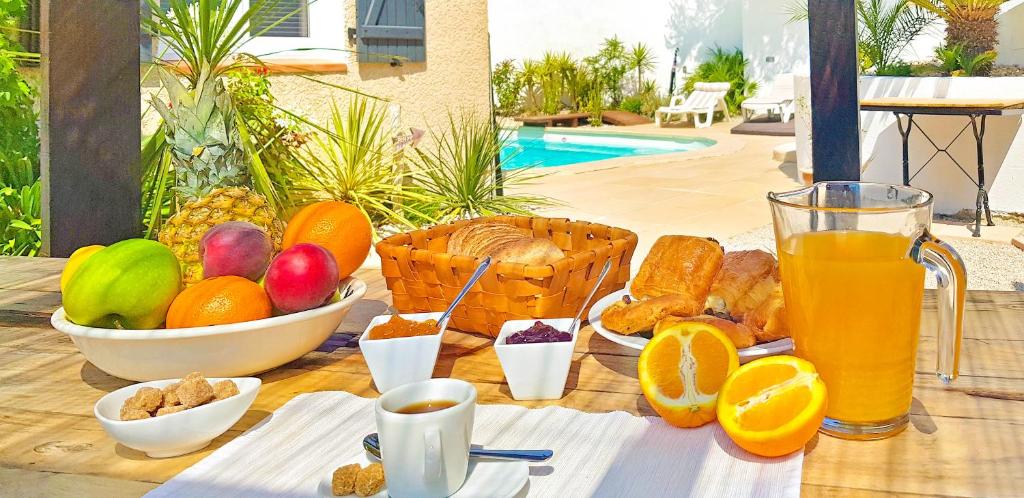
375,379,477,498
394,399,459,414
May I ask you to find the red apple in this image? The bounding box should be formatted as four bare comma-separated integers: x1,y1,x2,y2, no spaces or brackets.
264,243,339,313
200,221,273,281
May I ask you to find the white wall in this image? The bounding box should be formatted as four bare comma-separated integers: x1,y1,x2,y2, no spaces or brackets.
741,0,809,85
997,1,1024,65
487,0,743,94
795,76,1024,215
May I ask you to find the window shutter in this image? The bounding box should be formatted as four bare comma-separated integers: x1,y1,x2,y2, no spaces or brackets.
356,0,425,63
18,0,41,56
252,0,309,38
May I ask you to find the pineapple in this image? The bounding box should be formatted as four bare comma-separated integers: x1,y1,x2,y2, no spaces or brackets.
152,66,284,284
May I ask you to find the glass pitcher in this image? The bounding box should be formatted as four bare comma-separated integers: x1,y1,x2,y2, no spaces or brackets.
768,182,966,440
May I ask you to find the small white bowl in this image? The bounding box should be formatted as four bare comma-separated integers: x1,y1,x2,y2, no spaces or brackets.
494,318,579,400
52,278,367,381
94,377,260,458
358,312,450,393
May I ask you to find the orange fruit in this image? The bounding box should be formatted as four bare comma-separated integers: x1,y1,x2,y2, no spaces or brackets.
638,321,739,428
165,276,272,328
717,355,828,457
283,201,372,281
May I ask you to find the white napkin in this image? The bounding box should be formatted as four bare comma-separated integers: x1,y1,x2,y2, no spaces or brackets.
146,392,802,498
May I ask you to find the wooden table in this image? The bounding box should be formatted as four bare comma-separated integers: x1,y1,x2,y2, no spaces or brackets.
859,98,1024,237
1,256,1022,497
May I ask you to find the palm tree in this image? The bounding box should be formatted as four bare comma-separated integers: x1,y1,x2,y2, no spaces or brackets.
628,43,657,89
907,0,1006,73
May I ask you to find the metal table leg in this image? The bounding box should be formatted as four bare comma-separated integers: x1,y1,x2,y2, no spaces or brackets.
894,112,914,186
968,114,996,237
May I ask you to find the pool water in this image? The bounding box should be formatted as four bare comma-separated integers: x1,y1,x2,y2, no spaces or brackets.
501,129,714,169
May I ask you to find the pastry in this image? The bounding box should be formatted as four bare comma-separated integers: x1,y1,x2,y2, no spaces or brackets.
446,222,563,265
599,294,698,335
630,236,724,310
705,250,777,317
743,282,789,342
654,315,758,349
489,238,563,265
731,274,779,321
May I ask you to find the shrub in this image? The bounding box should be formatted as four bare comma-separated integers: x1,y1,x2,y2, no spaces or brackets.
683,46,757,115
0,181,41,256
492,59,522,116
619,95,643,115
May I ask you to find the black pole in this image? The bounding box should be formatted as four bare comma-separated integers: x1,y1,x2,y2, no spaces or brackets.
40,0,141,256
668,48,679,96
807,0,861,181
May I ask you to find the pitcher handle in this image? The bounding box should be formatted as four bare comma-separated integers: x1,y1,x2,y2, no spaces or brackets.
910,229,966,384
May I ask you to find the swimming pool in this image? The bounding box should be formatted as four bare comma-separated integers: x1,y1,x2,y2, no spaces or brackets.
501,129,715,169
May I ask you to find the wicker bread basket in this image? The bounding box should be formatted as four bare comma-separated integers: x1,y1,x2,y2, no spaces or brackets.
375,216,638,337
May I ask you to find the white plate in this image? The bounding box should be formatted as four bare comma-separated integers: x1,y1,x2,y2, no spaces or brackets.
588,288,794,362
318,452,528,498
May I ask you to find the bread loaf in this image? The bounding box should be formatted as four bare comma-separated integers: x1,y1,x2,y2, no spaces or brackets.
447,223,564,266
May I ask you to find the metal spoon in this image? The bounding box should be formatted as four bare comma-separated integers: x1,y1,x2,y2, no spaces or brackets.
567,259,612,334
363,433,552,462
438,256,492,324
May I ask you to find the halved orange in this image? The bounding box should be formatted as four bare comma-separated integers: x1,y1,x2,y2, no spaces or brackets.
717,355,827,457
638,321,739,428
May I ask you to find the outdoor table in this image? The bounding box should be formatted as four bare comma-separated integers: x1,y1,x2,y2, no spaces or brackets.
0,256,1022,497
859,98,1024,237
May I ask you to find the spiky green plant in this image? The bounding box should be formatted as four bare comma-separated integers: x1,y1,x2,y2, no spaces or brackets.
955,49,998,75
935,43,964,74
908,0,1005,70
627,42,656,89
289,97,435,234
787,0,934,75
410,113,556,221
151,67,249,200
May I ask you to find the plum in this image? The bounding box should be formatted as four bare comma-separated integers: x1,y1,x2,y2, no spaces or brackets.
200,221,273,281
264,243,339,313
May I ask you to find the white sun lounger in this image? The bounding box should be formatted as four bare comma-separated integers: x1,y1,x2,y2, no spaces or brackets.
655,82,732,128
741,73,795,123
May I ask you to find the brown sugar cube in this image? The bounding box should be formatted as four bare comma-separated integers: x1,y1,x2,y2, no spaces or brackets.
124,387,163,413
354,463,385,497
331,463,361,496
162,382,182,407
176,376,214,408
183,371,204,382
120,406,151,421
212,380,239,401
155,405,187,417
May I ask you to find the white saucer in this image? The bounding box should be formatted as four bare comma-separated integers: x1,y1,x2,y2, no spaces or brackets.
588,288,794,362
318,452,528,498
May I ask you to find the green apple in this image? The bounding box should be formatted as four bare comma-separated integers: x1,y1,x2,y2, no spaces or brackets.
63,239,182,329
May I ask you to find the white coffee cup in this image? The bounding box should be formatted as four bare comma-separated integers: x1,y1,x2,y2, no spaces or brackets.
374,378,477,498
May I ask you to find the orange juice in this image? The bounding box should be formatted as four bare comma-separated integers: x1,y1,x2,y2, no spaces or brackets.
778,230,925,423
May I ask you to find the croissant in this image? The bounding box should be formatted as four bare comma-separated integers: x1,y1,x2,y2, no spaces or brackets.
705,250,777,317
743,282,789,343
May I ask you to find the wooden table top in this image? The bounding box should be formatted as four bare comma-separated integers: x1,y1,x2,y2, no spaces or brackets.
1,256,1022,497
860,97,1024,115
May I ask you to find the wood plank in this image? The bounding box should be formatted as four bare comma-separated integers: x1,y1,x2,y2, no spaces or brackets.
0,468,157,498
860,98,1024,110
39,0,142,256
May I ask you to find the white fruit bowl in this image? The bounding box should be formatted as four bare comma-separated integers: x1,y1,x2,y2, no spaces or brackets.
52,278,367,382
94,377,260,458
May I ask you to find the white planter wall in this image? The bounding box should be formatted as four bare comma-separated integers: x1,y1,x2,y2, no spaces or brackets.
795,76,1024,215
